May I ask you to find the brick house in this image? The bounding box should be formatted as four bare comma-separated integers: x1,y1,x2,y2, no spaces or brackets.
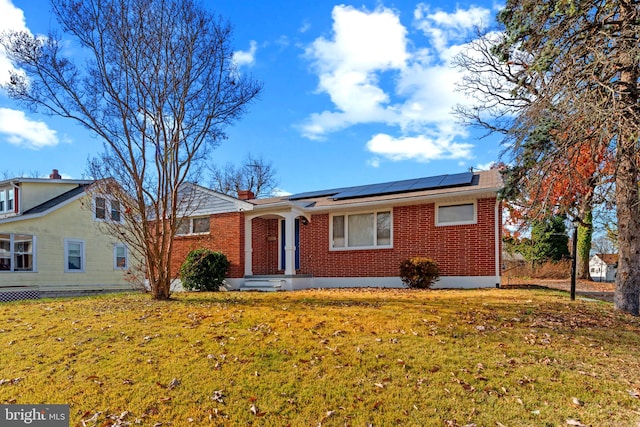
171,169,503,291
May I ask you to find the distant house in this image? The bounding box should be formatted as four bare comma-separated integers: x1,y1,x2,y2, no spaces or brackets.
589,253,618,283
0,170,141,301
170,169,503,291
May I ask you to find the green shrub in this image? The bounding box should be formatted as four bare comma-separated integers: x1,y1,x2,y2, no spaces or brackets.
179,249,230,291
399,257,439,289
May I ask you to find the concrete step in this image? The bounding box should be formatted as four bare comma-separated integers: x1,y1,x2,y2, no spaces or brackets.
241,279,284,292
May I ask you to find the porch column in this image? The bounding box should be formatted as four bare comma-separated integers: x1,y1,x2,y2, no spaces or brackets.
244,216,253,276
283,212,296,276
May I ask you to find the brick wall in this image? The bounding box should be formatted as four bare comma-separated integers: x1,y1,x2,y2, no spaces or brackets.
170,197,500,280
298,198,499,277
170,212,244,278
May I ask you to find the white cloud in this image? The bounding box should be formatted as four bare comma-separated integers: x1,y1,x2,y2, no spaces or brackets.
301,5,407,139
271,187,292,197
299,20,311,33
233,40,258,67
475,162,494,171
366,133,473,163
414,4,491,53
0,108,59,149
0,0,30,85
301,3,491,164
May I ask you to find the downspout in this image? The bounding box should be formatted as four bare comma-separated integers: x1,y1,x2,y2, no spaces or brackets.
494,198,501,287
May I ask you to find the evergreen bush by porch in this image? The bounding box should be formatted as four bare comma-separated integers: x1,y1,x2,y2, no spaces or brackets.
399,257,439,289
179,249,230,291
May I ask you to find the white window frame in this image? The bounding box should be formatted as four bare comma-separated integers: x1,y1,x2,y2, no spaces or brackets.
329,210,393,251
0,187,16,214
0,233,36,272
64,239,85,273
93,196,123,223
114,243,128,269
435,201,477,226
175,216,210,236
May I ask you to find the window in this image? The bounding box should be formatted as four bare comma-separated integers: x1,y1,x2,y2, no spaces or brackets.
94,196,123,223
7,189,14,211
65,239,85,272
114,244,128,269
0,233,35,272
176,217,210,235
192,217,210,234
110,200,121,222
436,202,476,226
331,211,392,249
95,197,106,220
0,187,17,214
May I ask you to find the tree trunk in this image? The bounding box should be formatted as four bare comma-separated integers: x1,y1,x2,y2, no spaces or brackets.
613,3,640,316
614,148,640,316
577,210,592,280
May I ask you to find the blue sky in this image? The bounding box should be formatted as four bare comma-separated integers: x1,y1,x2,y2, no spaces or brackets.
0,0,503,195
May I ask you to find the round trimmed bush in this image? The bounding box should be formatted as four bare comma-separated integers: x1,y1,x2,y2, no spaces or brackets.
179,249,230,291
399,257,439,289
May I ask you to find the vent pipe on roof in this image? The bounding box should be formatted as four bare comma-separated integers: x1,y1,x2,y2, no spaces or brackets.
49,169,62,180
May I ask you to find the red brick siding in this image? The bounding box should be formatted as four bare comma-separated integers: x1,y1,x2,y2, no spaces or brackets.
299,198,498,277
169,197,500,280
170,212,244,278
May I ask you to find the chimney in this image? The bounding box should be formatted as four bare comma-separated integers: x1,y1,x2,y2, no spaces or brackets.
237,190,255,200
49,169,62,180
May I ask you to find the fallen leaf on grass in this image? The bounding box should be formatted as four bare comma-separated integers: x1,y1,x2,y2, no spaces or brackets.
159,396,171,402
566,419,587,426
250,404,266,416
572,397,584,406
167,378,181,390
0,378,22,386
374,383,385,389
211,390,224,403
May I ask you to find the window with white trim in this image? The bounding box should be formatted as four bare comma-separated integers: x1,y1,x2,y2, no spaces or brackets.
436,202,476,226
65,239,85,272
94,196,123,223
0,187,16,214
331,211,392,249
0,233,35,272
176,217,210,235
114,244,128,269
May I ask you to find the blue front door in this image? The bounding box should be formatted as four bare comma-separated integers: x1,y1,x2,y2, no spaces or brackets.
280,219,300,270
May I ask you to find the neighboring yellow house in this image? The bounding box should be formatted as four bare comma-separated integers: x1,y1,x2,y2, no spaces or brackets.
0,170,141,301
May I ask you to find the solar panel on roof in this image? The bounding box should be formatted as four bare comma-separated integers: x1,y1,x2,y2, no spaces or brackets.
439,172,474,187
288,172,476,202
331,172,475,200
288,187,351,200
408,176,444,190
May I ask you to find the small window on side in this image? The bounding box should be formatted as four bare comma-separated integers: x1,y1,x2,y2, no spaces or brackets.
436,202,476,226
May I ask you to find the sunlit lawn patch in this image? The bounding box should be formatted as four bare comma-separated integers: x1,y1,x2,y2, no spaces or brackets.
1,289,639,426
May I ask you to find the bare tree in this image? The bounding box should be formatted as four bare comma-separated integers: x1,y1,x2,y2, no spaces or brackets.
1,0,262,300
454,2,640,315
209,154,278,198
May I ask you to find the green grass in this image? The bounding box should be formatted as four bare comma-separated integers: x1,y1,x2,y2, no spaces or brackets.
1,289,640,426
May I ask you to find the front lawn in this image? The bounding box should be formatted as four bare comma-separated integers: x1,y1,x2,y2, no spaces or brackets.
1,289,639,426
